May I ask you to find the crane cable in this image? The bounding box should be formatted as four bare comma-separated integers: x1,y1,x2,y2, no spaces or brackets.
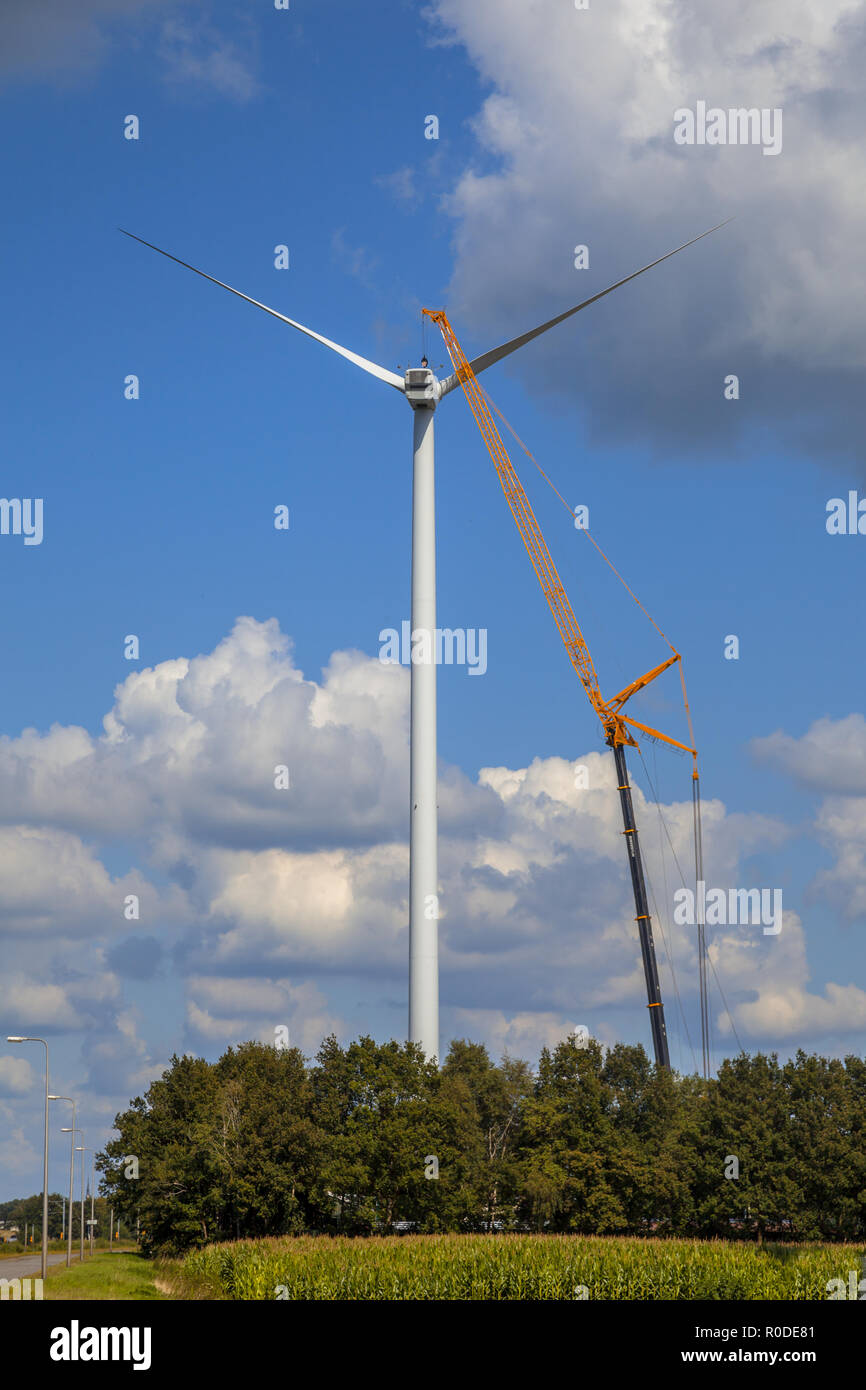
648,741,697,1078
479,383,703,762
635,743,702,1076
481,390,669,637
636,745,744,1062
640,750,699,1076
635,741,695,1072
693,774,710,1077
436,329,726,1071
478,383,739,1072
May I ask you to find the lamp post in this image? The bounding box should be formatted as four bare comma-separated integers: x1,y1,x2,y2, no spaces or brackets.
77,1147,96,1256
8,1036,49,1281
89,1153,95,1255
59,1115,79,1268
73,1139,86,1261
52,1100,75,1267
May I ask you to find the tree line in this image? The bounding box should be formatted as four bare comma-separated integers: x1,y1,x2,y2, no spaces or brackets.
0,1192,129,1244
97,1036,866,1253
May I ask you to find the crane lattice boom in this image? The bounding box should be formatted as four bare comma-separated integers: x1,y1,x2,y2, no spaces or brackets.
424,309,694,759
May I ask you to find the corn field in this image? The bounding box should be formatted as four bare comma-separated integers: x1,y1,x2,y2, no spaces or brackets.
167,1233,858,1301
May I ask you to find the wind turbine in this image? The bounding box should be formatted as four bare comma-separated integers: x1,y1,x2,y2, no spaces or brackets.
120,218,729,1063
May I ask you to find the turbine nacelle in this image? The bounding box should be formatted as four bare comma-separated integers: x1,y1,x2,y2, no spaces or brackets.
404,366,439,409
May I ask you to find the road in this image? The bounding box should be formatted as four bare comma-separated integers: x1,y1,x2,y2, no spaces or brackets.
0,1252,70,1281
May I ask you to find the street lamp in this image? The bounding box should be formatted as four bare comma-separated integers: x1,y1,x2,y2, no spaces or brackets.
72,1137,85,1261
51,1095,75,1273
8,1036,49,1281
59,1113,79,1269
88,1152,96,1255
77,1146,96,1257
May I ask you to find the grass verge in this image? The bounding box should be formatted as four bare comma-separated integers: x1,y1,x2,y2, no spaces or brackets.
45,1251,167,1301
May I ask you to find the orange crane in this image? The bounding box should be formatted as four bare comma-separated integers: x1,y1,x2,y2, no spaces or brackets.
424,308,702,1071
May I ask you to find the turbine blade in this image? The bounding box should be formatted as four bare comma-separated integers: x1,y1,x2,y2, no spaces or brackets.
438,219,733,396
119,229,405,391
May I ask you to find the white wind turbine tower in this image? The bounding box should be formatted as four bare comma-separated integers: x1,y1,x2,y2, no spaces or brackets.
121,219,729,1063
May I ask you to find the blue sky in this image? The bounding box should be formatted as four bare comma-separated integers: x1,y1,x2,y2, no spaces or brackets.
1,0,865,1201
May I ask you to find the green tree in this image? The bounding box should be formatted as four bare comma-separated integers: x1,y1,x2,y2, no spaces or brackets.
602,1043,693,1233
211,1042,319,1238
309,1035,440,1233
101,1053,223,1252
519,1037,626,1233
783,1051,866,1240
694,1052,799,1241
440,1040,532,1230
